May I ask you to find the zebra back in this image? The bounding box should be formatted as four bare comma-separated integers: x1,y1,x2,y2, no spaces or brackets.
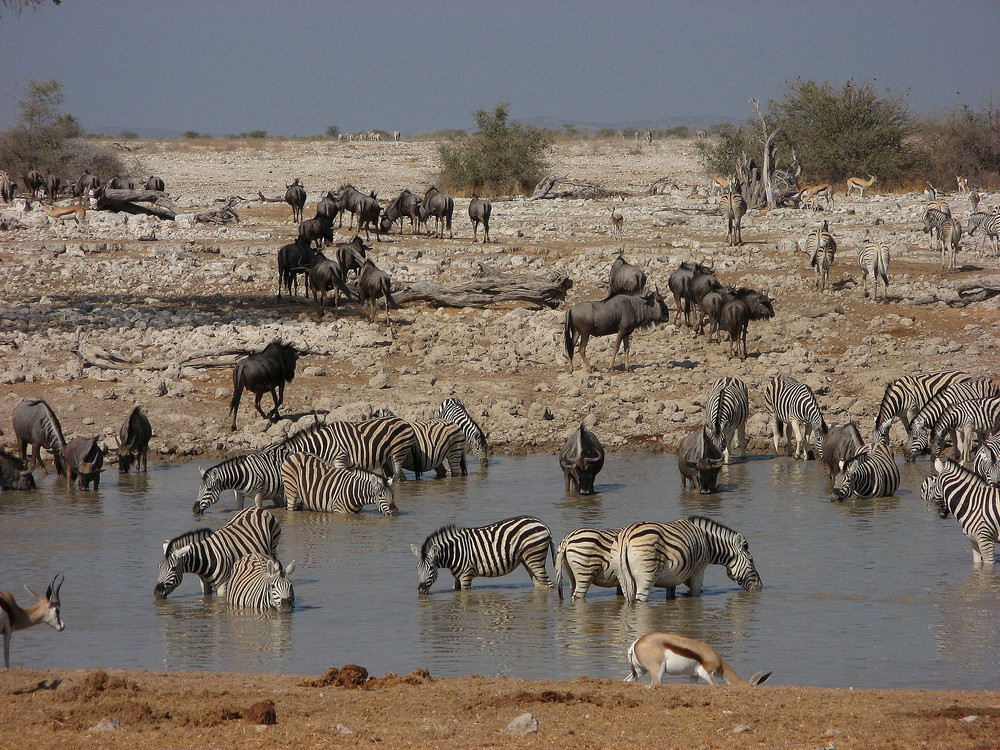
280,452,396,514
226,552,295,612
613,520,712,603
163,527,213,556
832,443,900,500
933,457,1000,564
554,527,622,600
873,371,972,445
437,398,489,465
908,378,999,455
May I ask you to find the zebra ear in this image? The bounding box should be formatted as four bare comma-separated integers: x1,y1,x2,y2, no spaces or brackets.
267,558,281,577
198,466,206,477
284,560,296,576
386,477,394,487
410,544,422,558
162,539,171,554
933,457,944,472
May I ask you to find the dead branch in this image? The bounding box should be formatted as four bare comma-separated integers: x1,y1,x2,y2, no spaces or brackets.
194,198,240,224
386,266,573,309
257,191,287,203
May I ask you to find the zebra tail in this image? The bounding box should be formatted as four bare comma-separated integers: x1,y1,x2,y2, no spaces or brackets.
554,545,566,601
563,309,575,361
617,543,638,604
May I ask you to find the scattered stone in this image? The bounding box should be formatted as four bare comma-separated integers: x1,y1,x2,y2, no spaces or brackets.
336,724,355,734
506,712,538,735
89,717,122,732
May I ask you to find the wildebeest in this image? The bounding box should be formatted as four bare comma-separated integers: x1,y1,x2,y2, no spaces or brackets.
107,175,134,190
606,252,647,298
75,170,100,202
358,259,398,326
277,236,314,298
13,399,66,476
356,191,382,241
309,251,353,317
563,291,670,373
678,428,724,493
0,449,35,491
821,422,865,479
117,406,152,473
469,196,492,243
379,189,421,234
314,190,342,225
667,260,714,326
336,184,367,229
297,216,333,249
284,178,306,223
698,286,734,342
23,170,44,201
718,287,775,359
145,175,165,192
230,341,300,431
334,235,369,278
44,173,62,203
420,185,454,238
63,436,105,490
559,423,605,495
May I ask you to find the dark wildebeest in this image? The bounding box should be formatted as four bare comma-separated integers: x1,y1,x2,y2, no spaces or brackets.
297,217,333,250
284,178,306,223
559,423,605,495
606,252,647,298
689,272,725,334
335,235,369,279
0,449,36,491
0,172,15,203
420,185,454,238
379,189,421,234
117,406,152,474
229,341,300,431
75,170,100,202
358,259,398,326
678,428,724,493
667,260,715,326
145,175,165,192
63,436,105,490
23,170,44,202
315,191,342,225
563,291,670,373
469,196,492,243
719,287,775,359
309,251,353,317
277,236,314,298
698,286,735,342
356,191,382,241
44,173,62,203
107,175,133,190
13,399,67,476
336,184,367,229
821,422,864,479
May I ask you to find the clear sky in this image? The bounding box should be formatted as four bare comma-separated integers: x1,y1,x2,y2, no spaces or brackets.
1,0,997,137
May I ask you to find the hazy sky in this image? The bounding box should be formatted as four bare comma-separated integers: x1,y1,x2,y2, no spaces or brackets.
1,1,997,137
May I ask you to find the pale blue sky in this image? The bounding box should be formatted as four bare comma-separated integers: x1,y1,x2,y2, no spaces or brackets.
1,1,997,136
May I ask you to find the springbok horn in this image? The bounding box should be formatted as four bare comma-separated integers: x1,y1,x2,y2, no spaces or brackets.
51,574,64,597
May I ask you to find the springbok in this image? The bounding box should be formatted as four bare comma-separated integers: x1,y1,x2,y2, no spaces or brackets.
710,176,729,196
846,174,877,199
625,632,771,687
1,574,65,668
956,175,969,194
799,183,833,209
41,203,86,224
609,204,624,239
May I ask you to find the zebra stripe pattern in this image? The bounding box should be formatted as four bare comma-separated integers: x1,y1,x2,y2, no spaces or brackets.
832,442,900,500
764,374,827,461
437,398,489,466
940,217,962,271
873,370,972,446
554,527,623,601
968,211,1000,254
805,221,836,291
704,377,749,463
226,552,296,612
373,409,466,478
280,452,396,514
290,417,416,480
720,189,747,246
930,397,1000,463
154,507,281,598
973,433,1000,486
612,516,761,604
857,240,890,300
906,377,999,459
193,443,286,514
411,515,554,592
933,457,1000,565
922,206,949,245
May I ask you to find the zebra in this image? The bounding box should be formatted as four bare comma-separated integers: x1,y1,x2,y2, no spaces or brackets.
287,416,416,481
371,409,466,478
920,474,943,507
553,527,623,601
940,217,962,271
764,374,827,461
968,211,1000,255
437,398,489,466
928,397,1000,463
279,452,397,515
857,239,890,300
192,443,286,514
922,206,949,247
720,187,746,246
832,442,900,500
704,376,748,463
872,370,972,446
154,507,281,598
932,457,1000,565
972,433,1000,486
906,377,999,460
612,516,762,604
410,515,554,593
225,552,296,612
804,220,836,291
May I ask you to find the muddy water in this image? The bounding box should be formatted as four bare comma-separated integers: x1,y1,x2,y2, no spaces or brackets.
1,453,998,689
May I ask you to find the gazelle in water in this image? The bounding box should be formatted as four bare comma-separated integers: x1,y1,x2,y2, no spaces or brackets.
625,632,771,687
41,203,86,224
846,174,877,199
1,574,65,668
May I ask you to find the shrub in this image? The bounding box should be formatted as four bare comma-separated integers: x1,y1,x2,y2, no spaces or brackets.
325,125,341,139
696,122,764,178
438,103,551,195
918,103,1000,189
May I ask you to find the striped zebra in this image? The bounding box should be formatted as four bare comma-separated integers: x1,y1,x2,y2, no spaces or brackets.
225,552,296,612
372,409,466,478
973,434,1000,486
857,239,890,300
906,377,999,460
437,398,489,466
940,217,962,271
968,211,1000,254
929,397,1000,463
704,376,749,463
873,370,972,446
154,507,281,598
832,442,900,500
279,452,396,514
612,516,762,604
922,206,949,247
554,527,622,601
410,515,554,593
192,443,286,514
764,374,827,461
804,221,836,291
932,457,1000,565
720,188,746,246
290,416,416,481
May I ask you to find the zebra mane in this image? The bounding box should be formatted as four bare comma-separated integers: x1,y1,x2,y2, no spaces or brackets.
281,420,330,451
937,456,985,482
164,528,212,557
420,524,461,557
687,515,740,538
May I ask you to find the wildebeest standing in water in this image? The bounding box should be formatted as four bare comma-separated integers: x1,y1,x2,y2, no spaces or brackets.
284,179,306,223
277,237,314,298
358,259,398,327
13,399,67,476
678,428,724,493
468,196,491,243
607,252,646,297
230,341,300,431
563,291,670,373
117,406,153,473
63,436,106,490
0,449,36,491
559,423,605,495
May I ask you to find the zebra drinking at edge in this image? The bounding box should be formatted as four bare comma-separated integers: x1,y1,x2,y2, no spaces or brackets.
704,377,749,463
280,452,397,515
554,527,623,601
437,398,489,466
857,240,890,300
612,516,762,605
764,374,827,461
932,457,1000,565
410,515,554,593
371,409,466,478
872,371,972,446
928,397,1000,464
226,552,296,612
906,377,1000,460
154,507,281,599
973,434,1000,486
192,443,287,514
832,442,900,500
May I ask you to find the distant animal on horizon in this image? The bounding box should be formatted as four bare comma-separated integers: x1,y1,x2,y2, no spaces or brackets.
284,178,306,223
229,340,300,431
625,632,771,687
563,291,670,373
1,574,65,669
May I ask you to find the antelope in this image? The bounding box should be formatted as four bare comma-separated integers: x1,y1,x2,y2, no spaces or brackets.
41,203,86,224
625,632,771,687
846,174,877,199
710,176,729,196
956,175,969,194
799,183,833,209
609,204,624,239
1,574,65,668
970,191,981,213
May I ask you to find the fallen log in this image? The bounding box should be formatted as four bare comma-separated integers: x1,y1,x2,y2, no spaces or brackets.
530,175,635,200
257,191,287,203
194,198,240,224
94,187,180,220
385,267,573,309
953,274,1000,306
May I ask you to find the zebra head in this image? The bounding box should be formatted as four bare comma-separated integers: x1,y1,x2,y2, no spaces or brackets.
690,516,762,591
410,541,440,594
907,424,930,462
193,466,222,514
832,455,860,501
376,477,397,516
920,475,945,513
154,549,188,599
266,558,296,613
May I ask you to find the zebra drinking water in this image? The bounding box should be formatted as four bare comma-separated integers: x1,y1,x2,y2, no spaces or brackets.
832,443,900,500
225,552,296,612
371,409,466,478
928,397,1000,463
554,527,623,601
905,377,1000,460
280,452,397,515
437,398,489,466
973,434,1000,486
764,375,827,461
933,457,1000,565
193,444,287,514
704,377,749,463
873,371,972,446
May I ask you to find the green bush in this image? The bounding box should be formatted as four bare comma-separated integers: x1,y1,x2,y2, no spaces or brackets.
438,103,551,195
696,122,764,177
918,103,1000,189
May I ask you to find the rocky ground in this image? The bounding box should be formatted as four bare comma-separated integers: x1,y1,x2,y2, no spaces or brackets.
0,137,997,462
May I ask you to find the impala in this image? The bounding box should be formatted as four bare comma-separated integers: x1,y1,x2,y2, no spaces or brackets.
799,183,833,209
